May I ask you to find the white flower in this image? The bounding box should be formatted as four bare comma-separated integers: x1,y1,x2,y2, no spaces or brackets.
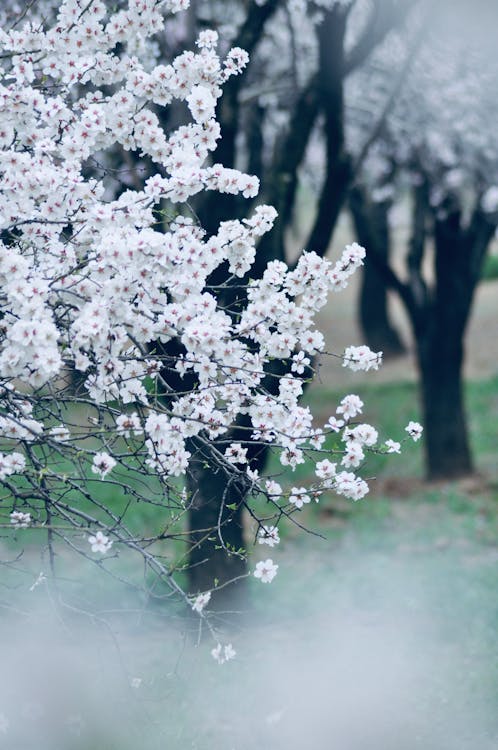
343,345,382,372
224,442,248,464
265,480,282,497
49,425,70,441
10,510,31,528
334,471,369,501
315,459,336,479
196,30,218,49
326,416,344,432
191,591,211,613
88,531,113,554
91,452,117,479
291,351,310,374
343,242,366,266
309,429,325,449
211,642,236,664
345,423,378,447
186,85,216,123
0,452,26,479
405,421,423,441
257,525,280,547
211,643,223,663
337,394,364,421
253,558,278,583
116,413,142,437
289,487,311,509
341,441,365,468
385,439,401,454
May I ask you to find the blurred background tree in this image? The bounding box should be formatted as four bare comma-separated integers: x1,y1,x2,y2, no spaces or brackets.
346,3,498,478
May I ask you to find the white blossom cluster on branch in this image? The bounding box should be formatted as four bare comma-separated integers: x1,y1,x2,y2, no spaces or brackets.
0,0,421,655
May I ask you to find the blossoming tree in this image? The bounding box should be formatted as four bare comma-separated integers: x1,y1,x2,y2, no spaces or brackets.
0,0,419,643
162,0,422,595
347,17,498,478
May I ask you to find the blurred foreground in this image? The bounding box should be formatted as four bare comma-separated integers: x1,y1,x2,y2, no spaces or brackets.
2,452,497,749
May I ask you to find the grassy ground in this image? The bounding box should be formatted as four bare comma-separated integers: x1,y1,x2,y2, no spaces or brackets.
1,376,497,749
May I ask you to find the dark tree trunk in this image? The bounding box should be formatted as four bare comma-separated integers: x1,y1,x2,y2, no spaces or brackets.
246,101,265,181
349,186,406,356
306,7,351,256
180,2,283,603
186,414,273,610
412,204,494,480
186,440,249,604
417,323,473,479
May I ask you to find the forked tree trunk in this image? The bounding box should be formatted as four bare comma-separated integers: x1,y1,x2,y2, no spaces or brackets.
411,205,494,480
362,190,496,480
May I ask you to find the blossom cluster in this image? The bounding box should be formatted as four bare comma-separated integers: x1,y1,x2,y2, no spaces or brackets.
0,1,420,656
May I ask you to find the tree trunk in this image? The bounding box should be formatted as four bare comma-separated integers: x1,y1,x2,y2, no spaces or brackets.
186,439,249,607
186,411,274,609
417,326,473,479
306,7,350,257
414,208,478,480
350,186,406,356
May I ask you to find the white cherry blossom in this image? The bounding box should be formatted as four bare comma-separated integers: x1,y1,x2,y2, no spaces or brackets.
88,531,113,554
10,511,31,528
257,526,280,547
253,558,278,583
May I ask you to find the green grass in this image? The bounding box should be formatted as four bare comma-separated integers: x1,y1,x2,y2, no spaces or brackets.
481,252,498,281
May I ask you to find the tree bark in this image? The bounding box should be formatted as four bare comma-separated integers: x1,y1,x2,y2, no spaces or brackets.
349,185,406,356
306,6,351,256
186,439,249,605
417,322,473,479
186,414,273,610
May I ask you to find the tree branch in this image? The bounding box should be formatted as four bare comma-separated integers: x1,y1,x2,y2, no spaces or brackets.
216,0,282,169
352,11,428,175
343,0,419,76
